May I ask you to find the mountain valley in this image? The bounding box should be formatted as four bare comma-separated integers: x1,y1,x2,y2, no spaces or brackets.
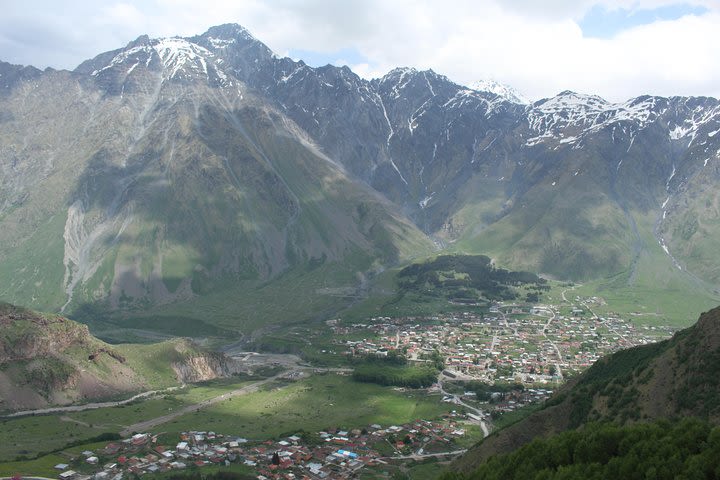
1,24,720,336
2,21,720,480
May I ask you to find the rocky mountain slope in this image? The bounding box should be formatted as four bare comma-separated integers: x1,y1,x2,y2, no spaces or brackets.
0,303,239,412
1,23,720,331
452,305,720,474
190,25,720,287
0,25,433,331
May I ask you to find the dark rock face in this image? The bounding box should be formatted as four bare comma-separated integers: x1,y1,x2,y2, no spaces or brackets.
0,61,43,92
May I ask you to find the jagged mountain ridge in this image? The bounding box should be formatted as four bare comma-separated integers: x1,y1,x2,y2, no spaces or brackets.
1,23,720,327
164,24,720,283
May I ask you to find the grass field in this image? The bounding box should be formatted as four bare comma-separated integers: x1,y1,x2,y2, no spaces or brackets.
0,378,255,463
0,373,455,474
404,459,452,480
0,414,99,462
0,452,69,477
542,275,718,328
144,464,256,479
155,373,451,440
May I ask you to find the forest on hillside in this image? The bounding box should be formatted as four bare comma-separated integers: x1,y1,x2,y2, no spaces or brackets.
397,255,548,304
442,418,720,480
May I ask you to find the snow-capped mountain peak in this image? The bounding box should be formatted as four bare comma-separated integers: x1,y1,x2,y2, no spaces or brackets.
201,23,259,44
152,37,213,80
84,34,235,87
471,79,530,105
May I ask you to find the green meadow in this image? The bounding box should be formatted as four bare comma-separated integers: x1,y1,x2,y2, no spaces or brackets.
0,373,458,475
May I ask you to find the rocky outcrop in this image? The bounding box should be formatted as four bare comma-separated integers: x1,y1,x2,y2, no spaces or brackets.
0,303,137,410
171,350,241,383
0,303,244,412
0,303,93,363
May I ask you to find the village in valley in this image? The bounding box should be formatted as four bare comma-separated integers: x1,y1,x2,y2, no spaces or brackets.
13,292,678,480
333,295,675,416
51,417,471,480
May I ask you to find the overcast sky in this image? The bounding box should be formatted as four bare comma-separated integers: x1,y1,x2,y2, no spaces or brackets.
1,0,719,102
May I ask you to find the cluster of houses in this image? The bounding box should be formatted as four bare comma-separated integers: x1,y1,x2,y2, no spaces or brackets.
49,300,677,480
52,417,472,480
339,307,674,389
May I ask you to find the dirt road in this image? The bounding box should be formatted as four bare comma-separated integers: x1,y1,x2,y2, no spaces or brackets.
120,369,297,436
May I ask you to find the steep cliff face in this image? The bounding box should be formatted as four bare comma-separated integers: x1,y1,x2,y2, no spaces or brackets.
0,27,434,328
172,351,241,383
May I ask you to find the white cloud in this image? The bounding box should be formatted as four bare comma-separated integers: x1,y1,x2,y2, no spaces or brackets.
0,0,718,101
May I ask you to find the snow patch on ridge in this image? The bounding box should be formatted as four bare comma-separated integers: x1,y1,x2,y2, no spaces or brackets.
153,38,213,80
91,45,154,76
668,102,720,144
523,92,711,147
207,37,236,49
419,193,435,209
90,35,232,84
471,79,529,105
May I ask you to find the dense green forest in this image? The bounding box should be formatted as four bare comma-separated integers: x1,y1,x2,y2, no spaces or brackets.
396,255,547,304
442,418,720,480
463,381,525,402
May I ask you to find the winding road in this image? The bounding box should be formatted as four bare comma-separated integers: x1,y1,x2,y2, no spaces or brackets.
383,449,468,460
2,386,183,419
437,375,490,438
541,311,564,381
